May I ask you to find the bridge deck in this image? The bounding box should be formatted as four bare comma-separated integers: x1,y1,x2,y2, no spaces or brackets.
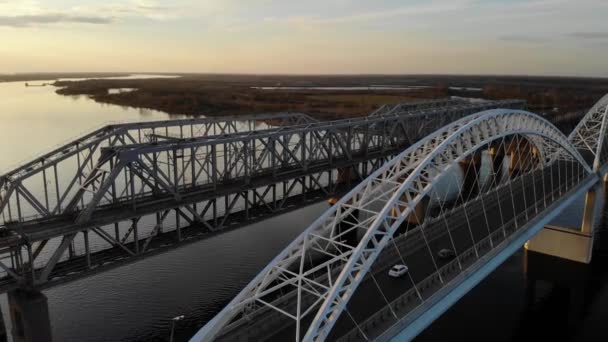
212,161,583,341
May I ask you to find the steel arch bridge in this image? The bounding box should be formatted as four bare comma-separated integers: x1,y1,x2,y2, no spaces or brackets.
193,95,608,342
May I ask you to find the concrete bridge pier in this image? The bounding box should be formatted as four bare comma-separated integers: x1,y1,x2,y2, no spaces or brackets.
525,174,608,264
506,137,537,177
488,144,505,187
8,289,52,342
458,153,482,199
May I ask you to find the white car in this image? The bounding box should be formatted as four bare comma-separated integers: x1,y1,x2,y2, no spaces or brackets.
388,264,409,278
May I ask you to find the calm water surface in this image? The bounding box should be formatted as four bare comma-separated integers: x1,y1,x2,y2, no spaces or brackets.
1,80,607,342
0,79,327,342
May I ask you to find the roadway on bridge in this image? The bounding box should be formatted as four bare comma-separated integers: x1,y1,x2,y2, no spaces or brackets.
252,161,578,341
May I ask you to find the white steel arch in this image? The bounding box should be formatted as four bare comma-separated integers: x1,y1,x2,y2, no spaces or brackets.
569,93,608,171
192,109,592,342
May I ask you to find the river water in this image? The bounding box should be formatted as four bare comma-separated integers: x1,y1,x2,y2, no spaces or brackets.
0,79,607,341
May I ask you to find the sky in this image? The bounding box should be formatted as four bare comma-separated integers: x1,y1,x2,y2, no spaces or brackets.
0,0,607,76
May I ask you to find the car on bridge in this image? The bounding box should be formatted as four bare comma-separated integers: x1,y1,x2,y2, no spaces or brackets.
388,264,409,278
438,248,456,259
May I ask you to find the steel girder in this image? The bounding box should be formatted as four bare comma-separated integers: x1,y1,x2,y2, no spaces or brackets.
0,112,316,222
192,109,591,342
0,100,522,228
568,94,608,171
1,112,316,180
0,159,386,292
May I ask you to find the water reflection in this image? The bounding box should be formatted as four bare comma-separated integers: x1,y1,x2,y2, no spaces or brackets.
0,79,325,341
0,80,183,173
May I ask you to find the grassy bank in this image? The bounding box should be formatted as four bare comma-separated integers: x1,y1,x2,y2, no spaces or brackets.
52,74,608,119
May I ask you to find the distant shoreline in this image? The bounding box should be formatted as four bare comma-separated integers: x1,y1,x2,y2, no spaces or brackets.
1,72,602,123
49,74,608,122
54,76,442,119
0,72,130,83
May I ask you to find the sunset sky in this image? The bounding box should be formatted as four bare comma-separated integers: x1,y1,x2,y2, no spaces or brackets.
1,0,607,76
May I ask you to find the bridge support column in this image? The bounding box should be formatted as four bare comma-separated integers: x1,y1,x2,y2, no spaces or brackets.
402,196,429,226
391,183,430,237
488,144,504,186
459,153,481,198
507,137,536,177
8,289,52,342
525,226,593,264
328,167,356,207
525,187,599,264
525,167,605,264
581,189,597,234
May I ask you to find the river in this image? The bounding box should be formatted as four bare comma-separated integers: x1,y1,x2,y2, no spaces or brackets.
0,78,607,341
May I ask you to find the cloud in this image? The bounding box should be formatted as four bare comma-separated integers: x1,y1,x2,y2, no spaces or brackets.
0,14,112,27
498,35,548,44
0,0,179,27
570,32,608,39
132,0,170,11
263,0,473,28
88,0,176,20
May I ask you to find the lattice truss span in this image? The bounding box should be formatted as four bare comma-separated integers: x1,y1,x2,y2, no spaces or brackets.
0,113,319,287
0,112,315,224
195,109,593,342
0,99,524,292
0,101,522,227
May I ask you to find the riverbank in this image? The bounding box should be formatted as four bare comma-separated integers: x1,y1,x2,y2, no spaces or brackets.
0,72,131,83
53,76,443,119
56,80,436,119
52,74,608,120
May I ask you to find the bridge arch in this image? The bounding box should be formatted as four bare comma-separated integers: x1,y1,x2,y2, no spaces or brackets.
569,93,608,171
304,109,592,341
193,109,592,342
